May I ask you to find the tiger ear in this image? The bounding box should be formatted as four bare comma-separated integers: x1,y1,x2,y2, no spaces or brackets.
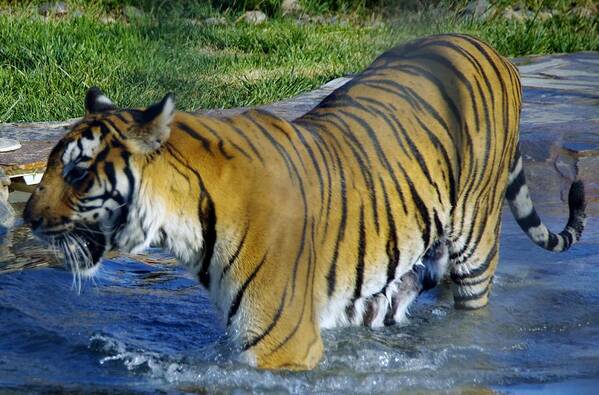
85,87,116,114
127,93,176,154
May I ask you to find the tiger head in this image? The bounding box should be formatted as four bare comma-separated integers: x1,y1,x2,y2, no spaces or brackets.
23,87,175,280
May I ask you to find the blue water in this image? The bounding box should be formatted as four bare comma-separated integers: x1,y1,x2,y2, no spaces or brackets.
1,211,598,394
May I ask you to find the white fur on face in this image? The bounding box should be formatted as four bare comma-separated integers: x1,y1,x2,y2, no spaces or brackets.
61,133,101,170
115,174,205,268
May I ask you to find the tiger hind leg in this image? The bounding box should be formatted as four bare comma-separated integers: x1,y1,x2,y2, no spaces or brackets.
450,220,501,309
363,241,450,328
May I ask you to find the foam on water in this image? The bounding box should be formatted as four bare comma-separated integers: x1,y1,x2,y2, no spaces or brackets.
88,330,459,394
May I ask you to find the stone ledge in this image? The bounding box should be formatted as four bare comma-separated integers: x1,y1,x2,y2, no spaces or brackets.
0,168,14,231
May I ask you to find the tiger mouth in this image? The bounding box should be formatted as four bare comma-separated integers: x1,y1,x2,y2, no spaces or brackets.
76,227,106,265
54,225,107,269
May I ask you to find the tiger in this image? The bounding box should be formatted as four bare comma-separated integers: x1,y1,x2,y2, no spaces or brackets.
23,33,586,370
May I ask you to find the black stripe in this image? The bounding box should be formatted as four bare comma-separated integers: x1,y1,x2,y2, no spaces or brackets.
326,142,347,297
195,119,234,159
228,123,265,163
296,121,335,235
290,214,308,299
312,113,376,195
517,210,542,231
547,232,559,250
244,113,300,184
455,274,491,287
244,113,311,300
362,80,455,143
220,225,250,281
454,283,491,302
434,209,443,238
338,109,386,232
400,51,494,199
353,205,367,300
397,64,462,126
271,123,310,178
458,34,512,157
451,243,498,282
110,151,134,247
355,96,411,157
397,162,431,249
102,118,124,139
113,112,128,124
505,170,525,201
227,253,267,325
450,198,487,261
265,222,316,355
176,121,212,153
163,143,217,288
243,285,288,351
560,230,573,249
406,106,458,210
288,123,326,219
381,178,399,285
198,190,217,288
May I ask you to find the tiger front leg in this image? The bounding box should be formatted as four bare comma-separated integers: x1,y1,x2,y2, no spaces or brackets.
247,321,324,370
239,295,324,370
230,252,324,370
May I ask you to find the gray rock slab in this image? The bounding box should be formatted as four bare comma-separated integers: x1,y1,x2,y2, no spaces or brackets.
0,138,21,152
0,168,14,232
513,53,599,213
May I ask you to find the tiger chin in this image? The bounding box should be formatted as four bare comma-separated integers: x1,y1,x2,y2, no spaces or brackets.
24,34,586,370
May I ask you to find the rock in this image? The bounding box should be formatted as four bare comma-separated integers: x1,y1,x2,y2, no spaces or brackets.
241,10,267,25
0,168,14,231
577,155,599,207
183,18,199,26
502,7,528,22
462,0,491,20
282,0,302,15
204,16,227,26
0,138,21,153
99,16,116,24
38,2,68,17
571,5,597,18
123,5,144,19
537,10,553,21
309,15,326,24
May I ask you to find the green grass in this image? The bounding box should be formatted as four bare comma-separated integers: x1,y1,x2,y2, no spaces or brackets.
0,1,597,122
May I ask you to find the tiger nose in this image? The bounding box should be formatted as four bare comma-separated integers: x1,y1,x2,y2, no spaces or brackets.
22,200,42,230
29,217,43,231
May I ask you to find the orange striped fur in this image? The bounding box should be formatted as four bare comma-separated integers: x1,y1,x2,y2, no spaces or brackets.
24,34,585,370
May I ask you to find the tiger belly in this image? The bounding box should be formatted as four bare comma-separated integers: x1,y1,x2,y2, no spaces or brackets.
318,270,420,329
319,241,450,329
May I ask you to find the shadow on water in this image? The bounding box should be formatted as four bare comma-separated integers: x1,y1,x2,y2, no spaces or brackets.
1,207,598,394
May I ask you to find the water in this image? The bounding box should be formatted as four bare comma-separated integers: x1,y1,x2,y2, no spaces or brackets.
1,209,598,394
